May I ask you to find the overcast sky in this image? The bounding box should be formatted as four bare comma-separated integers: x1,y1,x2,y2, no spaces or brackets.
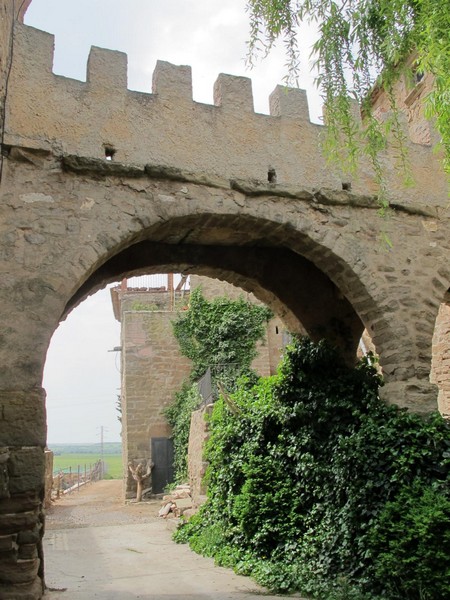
24,0,319,445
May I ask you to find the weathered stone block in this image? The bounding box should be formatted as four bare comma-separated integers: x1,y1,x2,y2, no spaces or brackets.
0,510,40,536
0,556,40,584
0,577,43,600
269,85,309,119
87,46,127,90
380,380,439,415
152,60,192,101
18,544,37,560
17,524,42,546
0,494,41,516
8,448,45,495
0,534,17,552
214,73,253,112
0,390,46,447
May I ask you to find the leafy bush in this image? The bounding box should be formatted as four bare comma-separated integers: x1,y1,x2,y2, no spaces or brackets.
369,481,450,599
166,287,272,482
175,338,450,599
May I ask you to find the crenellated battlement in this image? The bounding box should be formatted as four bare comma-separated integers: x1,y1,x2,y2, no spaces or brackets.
3,22,447,205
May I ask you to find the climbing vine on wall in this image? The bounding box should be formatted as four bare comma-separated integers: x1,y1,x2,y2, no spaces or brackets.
172,287,273,381
165,287,273,481
175,338,450,599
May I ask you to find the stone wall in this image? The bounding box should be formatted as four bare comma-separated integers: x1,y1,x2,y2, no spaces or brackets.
4,22,448,208
121,310,192,496
0,4,448,597
187,404,213,508
431,297,450,416
371,60,435,147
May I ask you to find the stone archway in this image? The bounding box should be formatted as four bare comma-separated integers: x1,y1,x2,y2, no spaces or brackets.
1,3,449,597
0,131,448,600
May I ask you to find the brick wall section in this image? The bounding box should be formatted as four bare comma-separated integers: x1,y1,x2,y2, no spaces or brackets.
121,311,192,496
431,300,450,416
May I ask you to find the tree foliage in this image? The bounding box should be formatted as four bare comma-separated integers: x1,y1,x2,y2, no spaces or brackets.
175,338,450,599
246,0,450,192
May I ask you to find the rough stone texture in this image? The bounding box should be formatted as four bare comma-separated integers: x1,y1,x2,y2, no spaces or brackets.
188,404,213,508
0,4,449,597
431,297,450,416
0,390,46,447
371,60,435,147
7,448,45,496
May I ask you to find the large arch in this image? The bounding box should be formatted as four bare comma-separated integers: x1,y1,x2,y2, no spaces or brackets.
0,3,449,597
0,150,448,600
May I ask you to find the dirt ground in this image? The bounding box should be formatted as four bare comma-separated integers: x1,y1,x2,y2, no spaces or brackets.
45,480,163,530
43,480,304,599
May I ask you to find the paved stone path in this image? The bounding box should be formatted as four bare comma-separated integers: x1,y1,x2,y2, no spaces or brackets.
43,480,304,599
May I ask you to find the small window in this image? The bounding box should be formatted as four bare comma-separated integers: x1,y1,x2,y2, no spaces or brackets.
104,145,116,161
268,168,277,184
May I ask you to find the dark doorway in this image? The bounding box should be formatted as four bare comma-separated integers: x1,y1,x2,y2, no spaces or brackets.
151,437,174,494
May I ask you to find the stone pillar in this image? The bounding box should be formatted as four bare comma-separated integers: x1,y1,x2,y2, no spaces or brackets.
431,301,450,416
0,388,46,599
188,404,213,508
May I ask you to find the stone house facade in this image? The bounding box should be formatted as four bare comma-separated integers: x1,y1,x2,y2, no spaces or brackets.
111,274,287,497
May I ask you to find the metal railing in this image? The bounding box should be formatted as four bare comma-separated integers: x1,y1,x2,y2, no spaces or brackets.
52,459,105,498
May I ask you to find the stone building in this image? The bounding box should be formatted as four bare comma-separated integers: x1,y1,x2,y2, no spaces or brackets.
0,2,448,597
111,274,286,497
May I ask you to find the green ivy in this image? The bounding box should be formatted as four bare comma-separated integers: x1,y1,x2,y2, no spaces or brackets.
166,287,273,482
175,338,450,599
172,287,273,381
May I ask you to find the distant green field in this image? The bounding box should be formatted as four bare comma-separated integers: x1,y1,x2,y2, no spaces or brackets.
52,453,124,479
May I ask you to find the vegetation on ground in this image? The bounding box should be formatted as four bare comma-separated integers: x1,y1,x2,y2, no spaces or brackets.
49,442,122,455
175,338,450,600
165,287,272,482
246,0,450,201
52,453,124,479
